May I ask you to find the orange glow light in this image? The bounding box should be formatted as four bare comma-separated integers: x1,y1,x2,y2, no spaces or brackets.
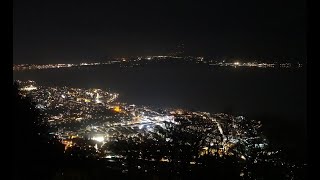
114,106,121,112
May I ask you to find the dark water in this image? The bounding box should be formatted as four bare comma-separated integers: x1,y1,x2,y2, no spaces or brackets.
13,64,307,161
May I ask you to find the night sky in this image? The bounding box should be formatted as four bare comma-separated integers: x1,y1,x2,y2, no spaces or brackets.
13,0,306,64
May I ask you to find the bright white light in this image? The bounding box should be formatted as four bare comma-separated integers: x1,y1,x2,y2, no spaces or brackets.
36,104,45,109
160,158,169,162
92,136,104,142
234,62,240,66
146,125,153,131
21,85,37,91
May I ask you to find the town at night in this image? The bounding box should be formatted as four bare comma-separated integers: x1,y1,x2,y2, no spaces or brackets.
12,0,307,179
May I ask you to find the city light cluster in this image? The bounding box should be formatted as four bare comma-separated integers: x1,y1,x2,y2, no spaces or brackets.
15,80,303,177
17,80,269,158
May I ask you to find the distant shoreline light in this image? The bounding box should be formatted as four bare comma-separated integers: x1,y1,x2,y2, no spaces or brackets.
13,56,304,71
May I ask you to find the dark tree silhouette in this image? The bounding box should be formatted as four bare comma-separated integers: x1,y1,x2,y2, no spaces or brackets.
12,82,65,180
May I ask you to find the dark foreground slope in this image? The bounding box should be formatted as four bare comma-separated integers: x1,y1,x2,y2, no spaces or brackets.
12,83,65,179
